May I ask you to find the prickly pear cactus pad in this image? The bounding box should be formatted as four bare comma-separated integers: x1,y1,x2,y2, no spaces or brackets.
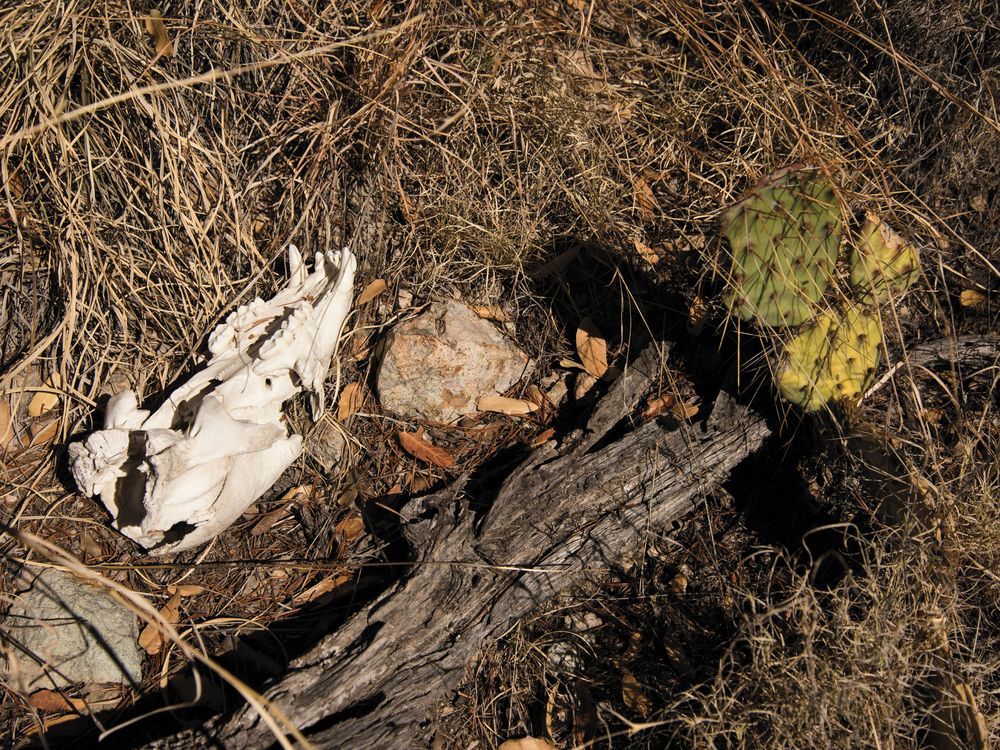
849,212,920,303
724,167,843,328
777,304,881,411
775,312,837,410
828,304,881,401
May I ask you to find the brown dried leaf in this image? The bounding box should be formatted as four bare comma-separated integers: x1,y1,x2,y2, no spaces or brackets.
558,358,588,371
530,427,556,447
250,506,292,536
28,689,87,713
171,584,205,597
0,398,12,447
357,278,387,306
621,670,651,717
632,237,660,266
671,401,699,420
399,430,455,469
471,304,512,323
498,739,558,750
576,319,608,378
144,10,174,58
292,576,341,605
29,418,59,446
960,289,985,307
335,511,365,543
337,382,365,421
525,385,547,407
642,394,675,420
27,375,61,417
633,177,658,222
477,395,539,416
138,590,181,655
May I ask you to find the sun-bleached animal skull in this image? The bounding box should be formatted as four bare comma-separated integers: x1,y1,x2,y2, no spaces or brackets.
69,247,356,555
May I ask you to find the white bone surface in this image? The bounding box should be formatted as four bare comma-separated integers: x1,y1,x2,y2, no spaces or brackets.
69,247,356,554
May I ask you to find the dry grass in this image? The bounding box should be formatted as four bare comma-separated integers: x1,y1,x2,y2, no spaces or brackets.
0,0,996,747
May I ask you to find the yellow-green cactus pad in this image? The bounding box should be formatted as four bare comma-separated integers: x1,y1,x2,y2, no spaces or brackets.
777,304,881,411
849,212,920,302
724,167,843,328
776,312,837,410
828,305,881,401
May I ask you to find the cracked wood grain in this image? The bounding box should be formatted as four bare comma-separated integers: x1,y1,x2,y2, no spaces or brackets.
139,345,770,750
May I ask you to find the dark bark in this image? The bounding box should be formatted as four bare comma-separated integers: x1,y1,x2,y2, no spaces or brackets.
139,344,771,749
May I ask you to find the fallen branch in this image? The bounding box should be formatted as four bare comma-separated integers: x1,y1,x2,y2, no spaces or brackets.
140,344,771,749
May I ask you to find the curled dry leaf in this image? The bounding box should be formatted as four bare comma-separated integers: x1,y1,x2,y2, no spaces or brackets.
633,177,658,222
558,358,588,371
0,398,12,447
170,584,205,597
399,430,455,469
477,395,539,416
531,427,556,447
575,319,608,378
138,589,181,655
632,237,660,266
498,739,558,750
27,374,61,417
356,278,387,306
471,304,512,323
28,689,87,714
29,418,59,446
144,10,174,58
621,670,651,717
671,401,699,420
642,394,675,420
334,511,365,543
960,289,985,307
337,382,365,421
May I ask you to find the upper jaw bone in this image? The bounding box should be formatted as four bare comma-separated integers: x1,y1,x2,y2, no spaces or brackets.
69,246,357,555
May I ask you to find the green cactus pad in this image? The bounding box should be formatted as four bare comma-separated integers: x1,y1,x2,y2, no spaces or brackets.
777,304,881,411
724,167,843,328
849,212,920,302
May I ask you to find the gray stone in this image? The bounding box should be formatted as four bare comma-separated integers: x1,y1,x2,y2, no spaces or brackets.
307,415,349,471
2,568,142,689
376,300,532,423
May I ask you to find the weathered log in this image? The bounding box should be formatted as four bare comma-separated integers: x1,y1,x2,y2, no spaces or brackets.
140,344,771,749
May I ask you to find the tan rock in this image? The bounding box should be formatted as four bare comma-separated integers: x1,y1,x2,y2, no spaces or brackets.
376,300,532,422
